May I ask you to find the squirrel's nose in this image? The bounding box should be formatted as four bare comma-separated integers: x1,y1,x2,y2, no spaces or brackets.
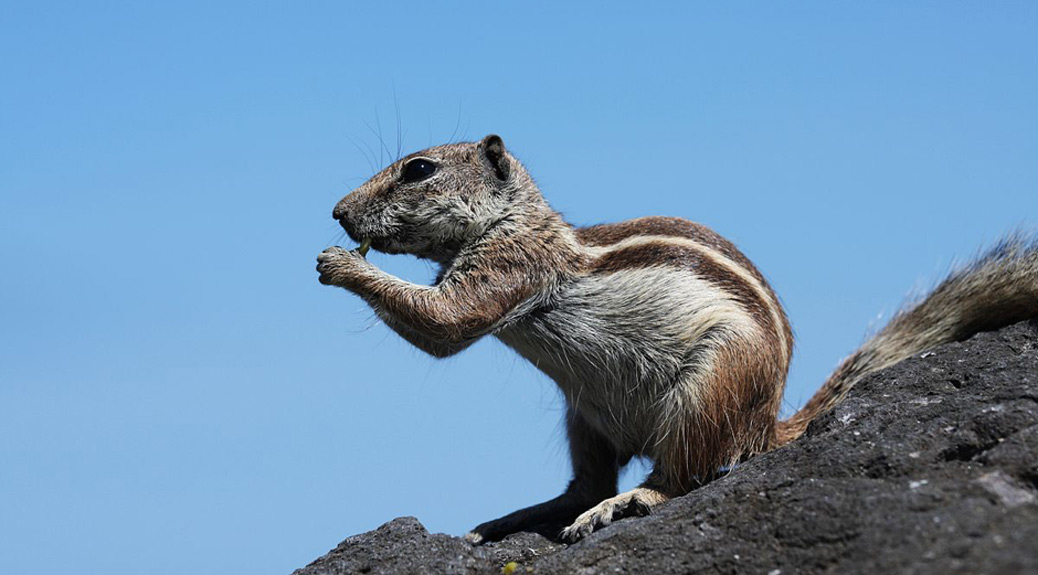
332,200,348,221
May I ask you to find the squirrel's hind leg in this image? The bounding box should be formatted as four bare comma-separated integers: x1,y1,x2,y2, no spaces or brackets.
466,410,623,544
465,491,601,544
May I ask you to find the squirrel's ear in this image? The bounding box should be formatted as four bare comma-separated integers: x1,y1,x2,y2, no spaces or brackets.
479,134,510,181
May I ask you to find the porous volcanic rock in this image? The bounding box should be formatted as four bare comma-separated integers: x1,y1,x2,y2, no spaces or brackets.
294,321,1038,575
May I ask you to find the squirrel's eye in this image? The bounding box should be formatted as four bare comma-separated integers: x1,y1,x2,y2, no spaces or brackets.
401,158,437,184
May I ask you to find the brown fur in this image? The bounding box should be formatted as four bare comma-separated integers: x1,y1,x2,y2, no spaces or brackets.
590,240,787,345
578,216,767,284
317,135,1038,543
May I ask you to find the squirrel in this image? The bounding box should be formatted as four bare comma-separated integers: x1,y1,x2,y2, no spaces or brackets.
316,134,1038,543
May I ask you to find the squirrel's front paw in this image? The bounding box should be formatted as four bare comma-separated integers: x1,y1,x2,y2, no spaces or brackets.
316,246,367,286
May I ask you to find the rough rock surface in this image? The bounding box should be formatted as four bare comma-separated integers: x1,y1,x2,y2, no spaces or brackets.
294,321,1038,575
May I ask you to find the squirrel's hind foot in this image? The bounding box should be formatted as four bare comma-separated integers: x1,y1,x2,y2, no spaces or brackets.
559,487,669,543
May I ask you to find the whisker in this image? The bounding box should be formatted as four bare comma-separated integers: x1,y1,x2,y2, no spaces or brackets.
393,87,404,161
326,226,349,246
458,116,472,144
449,99,463,144
374,109,392,166
346,134,377,175
362,137,381,177
362,121,386,169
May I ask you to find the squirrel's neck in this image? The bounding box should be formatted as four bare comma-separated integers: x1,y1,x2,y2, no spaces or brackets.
437,198,588,284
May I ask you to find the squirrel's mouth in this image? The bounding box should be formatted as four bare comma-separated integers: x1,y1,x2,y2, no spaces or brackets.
353,236,406,258
356,237,372,258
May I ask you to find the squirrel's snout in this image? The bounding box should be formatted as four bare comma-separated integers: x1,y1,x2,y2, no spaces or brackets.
336,215,358,239
332,201,349,221
332,198,359,236
333,204,363,243
332,198,352,228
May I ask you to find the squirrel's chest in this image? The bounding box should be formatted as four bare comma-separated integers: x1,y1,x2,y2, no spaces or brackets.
495,267,749,448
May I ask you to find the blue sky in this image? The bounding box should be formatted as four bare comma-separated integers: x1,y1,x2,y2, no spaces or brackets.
2,2,1036,574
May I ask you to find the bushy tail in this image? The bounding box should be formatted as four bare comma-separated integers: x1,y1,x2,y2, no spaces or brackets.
775,234,1038,445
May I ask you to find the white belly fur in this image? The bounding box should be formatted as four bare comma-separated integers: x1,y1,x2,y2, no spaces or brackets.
495,267,760,456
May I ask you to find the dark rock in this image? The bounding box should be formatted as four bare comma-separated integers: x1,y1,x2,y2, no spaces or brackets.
294,321,1038,575
290,517,489,575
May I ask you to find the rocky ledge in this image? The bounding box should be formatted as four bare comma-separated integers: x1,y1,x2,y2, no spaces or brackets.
294,321,1038,575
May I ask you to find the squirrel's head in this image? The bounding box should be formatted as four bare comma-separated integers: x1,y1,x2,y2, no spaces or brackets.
333,134,533,263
